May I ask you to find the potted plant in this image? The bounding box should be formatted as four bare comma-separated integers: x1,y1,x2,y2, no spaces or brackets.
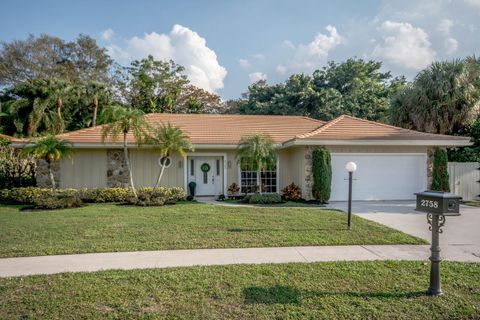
188,181,197,197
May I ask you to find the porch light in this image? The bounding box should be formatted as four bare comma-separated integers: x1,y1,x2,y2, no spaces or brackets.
345,161,357,230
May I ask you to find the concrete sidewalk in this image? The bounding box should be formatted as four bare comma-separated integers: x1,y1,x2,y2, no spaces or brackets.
1,244,479,278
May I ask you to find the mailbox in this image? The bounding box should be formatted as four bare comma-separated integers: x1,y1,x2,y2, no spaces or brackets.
415,191,461,216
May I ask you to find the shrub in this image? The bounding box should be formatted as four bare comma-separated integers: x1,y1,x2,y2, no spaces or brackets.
0,187,51,204
0,139,36,189
126,187,186,206
247,193,282,204
89,188,133,203
33,194,82,210
281,183,302,201
431,148,450,192
217,194,226,201
312,147,332,203
227,182,240,196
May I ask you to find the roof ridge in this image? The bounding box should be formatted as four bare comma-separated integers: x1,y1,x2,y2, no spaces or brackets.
295,115,346,139
339,115,457,138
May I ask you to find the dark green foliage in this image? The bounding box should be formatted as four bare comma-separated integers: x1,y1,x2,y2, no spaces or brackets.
431,148,450,192
125,187,186,206
247,193,282,204
312,147,332,203
448,116,480,162
235,58,403,122
0,139,36,188
33,193,82,210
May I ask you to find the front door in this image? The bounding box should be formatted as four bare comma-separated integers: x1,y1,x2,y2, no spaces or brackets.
188,156,223,196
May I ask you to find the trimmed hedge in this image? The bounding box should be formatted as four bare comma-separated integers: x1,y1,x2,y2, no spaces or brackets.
33,194,83,210
312,147,332,203
0,186,186,208
431,148,450,192
243,193,282,204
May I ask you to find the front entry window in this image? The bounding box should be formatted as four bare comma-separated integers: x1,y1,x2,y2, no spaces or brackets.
240,163,277,193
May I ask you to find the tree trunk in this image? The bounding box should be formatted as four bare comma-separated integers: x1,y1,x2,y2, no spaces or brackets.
256,169,262,194
123,131,137,198
56,95,64,133
47,159,56,192
154,153,167,190
92,95,98,127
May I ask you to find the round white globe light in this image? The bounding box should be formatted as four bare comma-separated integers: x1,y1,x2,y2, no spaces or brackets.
345,161,357,172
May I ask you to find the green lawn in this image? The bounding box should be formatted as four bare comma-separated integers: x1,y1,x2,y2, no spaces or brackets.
220,199,326,207
0,202,425,258
0,261,478,319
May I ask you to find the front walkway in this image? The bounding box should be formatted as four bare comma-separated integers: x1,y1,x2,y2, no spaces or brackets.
1,244,479,278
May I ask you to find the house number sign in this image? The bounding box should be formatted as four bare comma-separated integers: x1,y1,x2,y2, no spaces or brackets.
420,199,439,209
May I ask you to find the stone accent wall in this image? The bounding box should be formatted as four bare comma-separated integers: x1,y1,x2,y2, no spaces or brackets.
36,159,60,188
303,146,315,200
107,149,130,188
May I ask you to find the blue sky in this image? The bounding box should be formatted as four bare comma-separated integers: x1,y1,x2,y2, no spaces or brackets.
1,0,479,99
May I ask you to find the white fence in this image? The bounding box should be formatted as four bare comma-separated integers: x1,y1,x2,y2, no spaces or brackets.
448,162,480,201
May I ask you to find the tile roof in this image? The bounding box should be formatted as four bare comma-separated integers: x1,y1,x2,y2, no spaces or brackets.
293,115,470,142
56,113,325,145
50,113,469,146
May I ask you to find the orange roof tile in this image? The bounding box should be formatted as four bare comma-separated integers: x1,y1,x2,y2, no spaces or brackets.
293,115,470,142
50,113,469,147
56,113,325,145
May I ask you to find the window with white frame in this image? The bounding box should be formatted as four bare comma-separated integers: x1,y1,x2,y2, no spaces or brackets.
240,163,277,193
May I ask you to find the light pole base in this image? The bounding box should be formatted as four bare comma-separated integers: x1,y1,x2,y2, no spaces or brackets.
426,288,443,296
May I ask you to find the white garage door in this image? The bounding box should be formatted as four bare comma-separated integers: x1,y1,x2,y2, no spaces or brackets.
330,154,427,201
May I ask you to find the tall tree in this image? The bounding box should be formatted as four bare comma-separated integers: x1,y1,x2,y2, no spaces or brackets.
121,55,189,113
21,135,74,191
390,57,480,134
235,59,401,122
0,34,113,86
237,134,277,194
100,105,149,198
148,123,193,189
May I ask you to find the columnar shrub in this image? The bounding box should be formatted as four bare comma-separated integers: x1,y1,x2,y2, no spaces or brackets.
431,147,450,192
312,147,332,203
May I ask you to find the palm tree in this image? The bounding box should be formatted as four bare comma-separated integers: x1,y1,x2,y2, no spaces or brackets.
148,122,193,189
237,134,277,194
21,135,74,191
100,105,149,198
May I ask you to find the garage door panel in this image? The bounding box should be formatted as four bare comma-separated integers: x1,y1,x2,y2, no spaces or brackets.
330,154,427,201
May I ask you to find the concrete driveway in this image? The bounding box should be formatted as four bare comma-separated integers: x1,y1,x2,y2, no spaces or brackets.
328,201,480,260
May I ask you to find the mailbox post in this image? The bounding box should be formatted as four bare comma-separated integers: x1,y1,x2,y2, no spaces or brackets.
415,191,461,296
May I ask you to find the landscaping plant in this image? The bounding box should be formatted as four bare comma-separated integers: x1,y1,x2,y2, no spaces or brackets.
312,147,332,203
148,122,193,189
0,137,36,188
431,147,450,192
21,135,74,191
237,134,277,194
227,182,240,198
100,105,149,198
281,182,302,201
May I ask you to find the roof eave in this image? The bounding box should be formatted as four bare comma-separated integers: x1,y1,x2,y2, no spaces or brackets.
282,139,473,148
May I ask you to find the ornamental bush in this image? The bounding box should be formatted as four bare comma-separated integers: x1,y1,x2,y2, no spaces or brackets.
281,182,302,201
312,147,332,203
33,194,82,210
247,193,282,204
431,148,450,192
125,187,186,206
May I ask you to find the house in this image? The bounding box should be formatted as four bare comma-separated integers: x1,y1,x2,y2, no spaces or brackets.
13,114,471,201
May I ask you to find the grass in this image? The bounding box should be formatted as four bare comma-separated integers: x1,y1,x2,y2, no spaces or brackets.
0,261,478,319
219,199,326,207
464,200,480,207
0,202,426,258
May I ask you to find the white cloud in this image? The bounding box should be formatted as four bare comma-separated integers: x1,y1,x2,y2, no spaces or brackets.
106,24,227,93
282,40,296,50
276,64,287,75
252,53,265,60
239,58,250,68
438,19,454,34
248,72,267,83
444,37,459,54
291,25,343,72
101,28,114,41
372,20,436,70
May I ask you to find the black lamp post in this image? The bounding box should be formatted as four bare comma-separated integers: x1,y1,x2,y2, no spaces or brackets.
345,161,357,230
